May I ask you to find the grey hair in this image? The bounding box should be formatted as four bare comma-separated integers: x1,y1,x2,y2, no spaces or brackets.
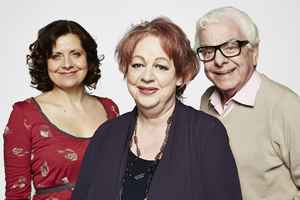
194,6,260,50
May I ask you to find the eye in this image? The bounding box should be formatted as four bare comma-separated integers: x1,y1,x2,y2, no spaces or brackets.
131,63,143,68
51,53,61,59
72,51,82,57
156,65,168,71
201,48,214,56
226,46,235,51
223,42,239,52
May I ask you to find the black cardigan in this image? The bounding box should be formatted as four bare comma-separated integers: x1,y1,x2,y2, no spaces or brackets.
71,100,242,200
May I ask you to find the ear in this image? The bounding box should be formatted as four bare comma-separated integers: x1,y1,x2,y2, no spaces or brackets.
176,77,183,87
252,44,259,67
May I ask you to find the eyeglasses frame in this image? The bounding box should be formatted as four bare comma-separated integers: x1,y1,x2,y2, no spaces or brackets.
196,40,249,62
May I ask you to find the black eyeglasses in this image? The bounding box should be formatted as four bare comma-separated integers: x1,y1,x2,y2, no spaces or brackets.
196,40,249,62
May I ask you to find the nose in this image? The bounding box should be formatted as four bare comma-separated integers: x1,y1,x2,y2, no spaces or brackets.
214,49,228,67
141,65,154,83
63,56,73,69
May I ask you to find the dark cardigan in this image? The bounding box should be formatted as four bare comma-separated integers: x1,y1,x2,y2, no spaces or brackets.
71,100,242,200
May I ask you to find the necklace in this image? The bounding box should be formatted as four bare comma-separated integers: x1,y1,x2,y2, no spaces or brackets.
119,115,173,200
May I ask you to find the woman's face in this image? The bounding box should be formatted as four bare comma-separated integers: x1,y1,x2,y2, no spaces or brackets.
127,36,182,112
47,33,88,91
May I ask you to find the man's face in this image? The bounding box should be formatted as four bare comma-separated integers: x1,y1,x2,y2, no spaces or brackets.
199,20,259,101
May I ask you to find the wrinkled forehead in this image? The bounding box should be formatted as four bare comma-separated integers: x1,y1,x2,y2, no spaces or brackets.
199,20,245,46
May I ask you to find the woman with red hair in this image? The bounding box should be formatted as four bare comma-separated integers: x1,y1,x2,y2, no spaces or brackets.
72,17,242,200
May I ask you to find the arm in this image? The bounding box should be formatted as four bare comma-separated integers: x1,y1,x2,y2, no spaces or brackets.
4,104,32,199
201,120,242,200
272,93,300,199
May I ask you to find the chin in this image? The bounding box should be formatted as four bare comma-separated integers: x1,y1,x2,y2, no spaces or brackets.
136,100,158,109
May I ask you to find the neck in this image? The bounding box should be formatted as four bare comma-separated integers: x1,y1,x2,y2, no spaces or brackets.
47,86,88,106
220,92,234,107
136,100,176,128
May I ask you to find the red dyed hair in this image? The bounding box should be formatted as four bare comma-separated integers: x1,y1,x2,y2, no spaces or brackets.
115,17,200,98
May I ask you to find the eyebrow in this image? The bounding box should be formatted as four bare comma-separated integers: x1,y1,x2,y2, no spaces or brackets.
51,49,85,54
131,55,170,63
131,55,145,61
200,38,238,47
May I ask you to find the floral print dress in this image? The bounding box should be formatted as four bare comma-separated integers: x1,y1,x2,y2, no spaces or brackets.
4,97,119,199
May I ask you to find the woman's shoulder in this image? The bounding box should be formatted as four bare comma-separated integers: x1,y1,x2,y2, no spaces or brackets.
100,110,134,128
7,98,39,125
92,109,135,143
96,96,117,105
175,102,227,147
178,101,219,123
177,101,224,134
95,96,120,119
96,96,118,109
12,98,36,110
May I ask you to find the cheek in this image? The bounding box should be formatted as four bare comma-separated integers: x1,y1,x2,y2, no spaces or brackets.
237,57,255,77
240,65,254,81
126,74,136,93
158,75,177,90
126,72,138,86
126,77,137,98
47,61,58,73
204,64,213,75
47,62,52,71
161,78,174,87
79,59,88,69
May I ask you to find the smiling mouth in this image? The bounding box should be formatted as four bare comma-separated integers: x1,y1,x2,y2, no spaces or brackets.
138,86,158,94
59,72,77,77
215,68,236,75
141,88,153,91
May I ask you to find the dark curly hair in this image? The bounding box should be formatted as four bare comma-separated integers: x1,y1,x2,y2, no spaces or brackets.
27,20,103,92
115,17,200,99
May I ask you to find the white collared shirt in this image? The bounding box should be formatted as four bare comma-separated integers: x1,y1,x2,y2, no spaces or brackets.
209,70,262,119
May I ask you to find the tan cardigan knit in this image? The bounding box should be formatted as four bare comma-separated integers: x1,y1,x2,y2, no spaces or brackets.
200,73,300,200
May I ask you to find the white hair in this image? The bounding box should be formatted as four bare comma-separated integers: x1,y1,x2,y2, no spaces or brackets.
194,6,260,50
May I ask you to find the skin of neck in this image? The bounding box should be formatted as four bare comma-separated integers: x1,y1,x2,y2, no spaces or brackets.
46,84,89,106
136,99,176,129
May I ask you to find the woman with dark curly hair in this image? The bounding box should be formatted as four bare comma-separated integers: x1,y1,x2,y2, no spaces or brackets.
3,20,119,199
71,17,242,200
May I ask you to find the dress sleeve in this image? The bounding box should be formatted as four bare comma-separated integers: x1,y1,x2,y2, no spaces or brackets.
4,103,32,199
201,120,243,200
99,97,120,119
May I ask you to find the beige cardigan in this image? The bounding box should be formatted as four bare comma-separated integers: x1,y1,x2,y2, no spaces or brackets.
200,73,300,200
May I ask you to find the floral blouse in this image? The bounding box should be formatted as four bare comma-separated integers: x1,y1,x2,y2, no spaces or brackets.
4,97,119,199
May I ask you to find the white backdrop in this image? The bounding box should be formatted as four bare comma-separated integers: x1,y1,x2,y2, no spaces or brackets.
1,0,300,197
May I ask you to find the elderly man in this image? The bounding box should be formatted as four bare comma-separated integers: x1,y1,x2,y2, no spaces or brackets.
195,6,300,200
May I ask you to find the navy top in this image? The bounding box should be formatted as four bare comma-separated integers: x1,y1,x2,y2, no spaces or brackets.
121,151,156,200
71,100,242,200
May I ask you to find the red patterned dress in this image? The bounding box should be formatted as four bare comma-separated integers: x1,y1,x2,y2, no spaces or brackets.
4,97,119,199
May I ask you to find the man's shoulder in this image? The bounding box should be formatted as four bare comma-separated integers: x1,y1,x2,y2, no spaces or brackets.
257,74,300,111
260,74,298,97
200,85,215,110
201,86,215,100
